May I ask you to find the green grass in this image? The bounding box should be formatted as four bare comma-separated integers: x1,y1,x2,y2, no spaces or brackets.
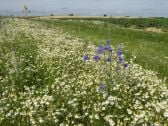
90,17,168,31
33,18,168,84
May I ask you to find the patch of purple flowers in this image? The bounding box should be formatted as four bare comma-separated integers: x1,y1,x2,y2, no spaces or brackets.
82,40,128,70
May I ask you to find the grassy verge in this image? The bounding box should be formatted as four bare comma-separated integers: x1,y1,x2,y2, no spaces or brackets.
33,19,168,84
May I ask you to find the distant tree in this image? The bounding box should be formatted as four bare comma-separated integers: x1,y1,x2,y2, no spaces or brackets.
160,17,165,19
68,13,74,16
50,14,54,16
103,14,107,17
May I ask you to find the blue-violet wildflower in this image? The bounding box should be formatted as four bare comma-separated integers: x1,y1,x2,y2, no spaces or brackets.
104,45,112,52
123,63,128,68
97,46,104,54
116,50,122,56
119,56,123,63
93,55,100,61
106,57,111,62
82,55,89,61
99,84,105,91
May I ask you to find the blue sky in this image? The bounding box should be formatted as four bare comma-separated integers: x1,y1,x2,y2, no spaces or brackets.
0,0,168,17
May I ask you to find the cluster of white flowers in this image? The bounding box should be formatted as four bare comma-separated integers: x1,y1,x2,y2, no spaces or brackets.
0,18,167,125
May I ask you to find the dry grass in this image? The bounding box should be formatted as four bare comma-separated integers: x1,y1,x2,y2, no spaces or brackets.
145,27,162,33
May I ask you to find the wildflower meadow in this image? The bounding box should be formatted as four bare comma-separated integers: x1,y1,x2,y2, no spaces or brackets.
0,18,168,126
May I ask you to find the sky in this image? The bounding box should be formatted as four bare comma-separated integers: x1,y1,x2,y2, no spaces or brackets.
0,0,168,17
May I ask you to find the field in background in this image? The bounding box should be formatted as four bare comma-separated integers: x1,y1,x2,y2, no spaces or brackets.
32,17,168,84
37,16,168,32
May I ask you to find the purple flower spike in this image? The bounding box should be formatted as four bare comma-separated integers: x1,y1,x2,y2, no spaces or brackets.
104,45,112,52
106,57,111,62
83,55,89,61
116,50,122,56
97,46,104,54
119,56,123,63
93,55,100,61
